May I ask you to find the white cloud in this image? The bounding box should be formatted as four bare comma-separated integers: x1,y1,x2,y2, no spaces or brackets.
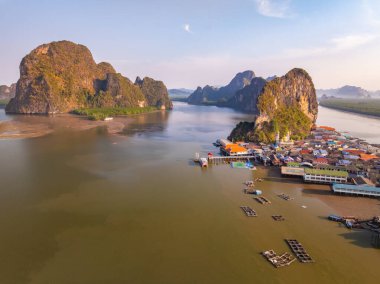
254,0,292,18
331,34,377,51
183,24,192,33
283,33,378,59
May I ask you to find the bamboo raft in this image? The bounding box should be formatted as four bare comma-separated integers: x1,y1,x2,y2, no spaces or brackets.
285,239,314,263
254,196,271,204
240,206,257,217
272,215,285,221
262,250,295,268
278,193,294,201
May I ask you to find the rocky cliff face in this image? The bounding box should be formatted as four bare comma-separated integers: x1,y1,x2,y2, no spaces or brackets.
257,68,318,122
229,68,318,143
0,83,16,100
135,77,173,109
188,70,255,104
6,40,172,114
227,77,267,113
94,73,146,108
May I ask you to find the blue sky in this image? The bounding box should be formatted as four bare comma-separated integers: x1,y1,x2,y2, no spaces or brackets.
1,0,380,90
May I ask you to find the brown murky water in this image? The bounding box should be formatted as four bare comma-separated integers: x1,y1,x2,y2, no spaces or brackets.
0,103,379,284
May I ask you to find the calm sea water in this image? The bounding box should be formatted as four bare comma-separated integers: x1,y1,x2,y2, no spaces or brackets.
0,103,379,284
317,106,380,144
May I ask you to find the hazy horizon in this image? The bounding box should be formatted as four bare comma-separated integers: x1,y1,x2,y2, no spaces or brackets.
1,0,380,91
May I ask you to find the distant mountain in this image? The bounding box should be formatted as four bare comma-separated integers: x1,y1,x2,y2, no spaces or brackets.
0,83,16,100
266,75,277,81
168,88,193,98
227,77,267,113
317,85,371,98
187,70,255,105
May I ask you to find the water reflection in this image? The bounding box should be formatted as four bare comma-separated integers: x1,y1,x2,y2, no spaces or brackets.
317,106,380,143
121,110,171,138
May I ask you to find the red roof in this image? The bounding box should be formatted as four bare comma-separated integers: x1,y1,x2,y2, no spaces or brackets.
313,157,329,164
345,149,365,155
319,126,336,131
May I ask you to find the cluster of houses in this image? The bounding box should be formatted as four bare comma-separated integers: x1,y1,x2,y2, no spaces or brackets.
215,126,380,197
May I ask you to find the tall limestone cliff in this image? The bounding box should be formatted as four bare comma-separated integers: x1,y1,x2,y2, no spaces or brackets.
6,40,172,114
135,77,173,109
229,68,318,143
227,77,267,113
188,70,255,104
94,73,146,108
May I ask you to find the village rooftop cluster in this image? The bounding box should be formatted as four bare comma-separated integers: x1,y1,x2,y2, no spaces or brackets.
210,126,380,197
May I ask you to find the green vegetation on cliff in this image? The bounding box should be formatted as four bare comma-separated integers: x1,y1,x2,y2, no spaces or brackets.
229,68,317,143
228,106,312,144
135,77,173,109
72,106,158,120
228,121,256,142
254,106,312,143
319,98,380,117
6,40,172,114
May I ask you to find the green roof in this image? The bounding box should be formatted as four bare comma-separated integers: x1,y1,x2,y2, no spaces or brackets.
304,168,348,177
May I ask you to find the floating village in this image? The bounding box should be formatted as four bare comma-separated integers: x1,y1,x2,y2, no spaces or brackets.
195,125,380,268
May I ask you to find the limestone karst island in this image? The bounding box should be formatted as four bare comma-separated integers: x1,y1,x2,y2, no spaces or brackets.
0,1,380,283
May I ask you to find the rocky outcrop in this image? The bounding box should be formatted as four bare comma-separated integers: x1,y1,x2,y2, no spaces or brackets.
94,73,146,108
229,68,318,143
135,77,173,109
6,40,172,114
258,68,318,122
227,77,267,113
0,83,16,100
187,85,218,104
188,70,255,104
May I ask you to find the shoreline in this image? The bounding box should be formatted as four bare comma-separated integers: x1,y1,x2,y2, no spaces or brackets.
319,103,380,119
0,112,135,139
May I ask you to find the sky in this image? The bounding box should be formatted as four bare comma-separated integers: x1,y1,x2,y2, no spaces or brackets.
1,0,380,90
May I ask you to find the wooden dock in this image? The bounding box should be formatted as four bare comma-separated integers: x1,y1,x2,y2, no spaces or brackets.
262,250,295,268
285,239,314,263
208,155,256,165
240,206,257,217
254,196,271,204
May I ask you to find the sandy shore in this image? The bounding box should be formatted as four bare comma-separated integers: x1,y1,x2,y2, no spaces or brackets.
0,114,132,139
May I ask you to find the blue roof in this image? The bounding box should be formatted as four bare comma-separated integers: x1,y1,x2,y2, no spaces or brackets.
332,183,380,194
